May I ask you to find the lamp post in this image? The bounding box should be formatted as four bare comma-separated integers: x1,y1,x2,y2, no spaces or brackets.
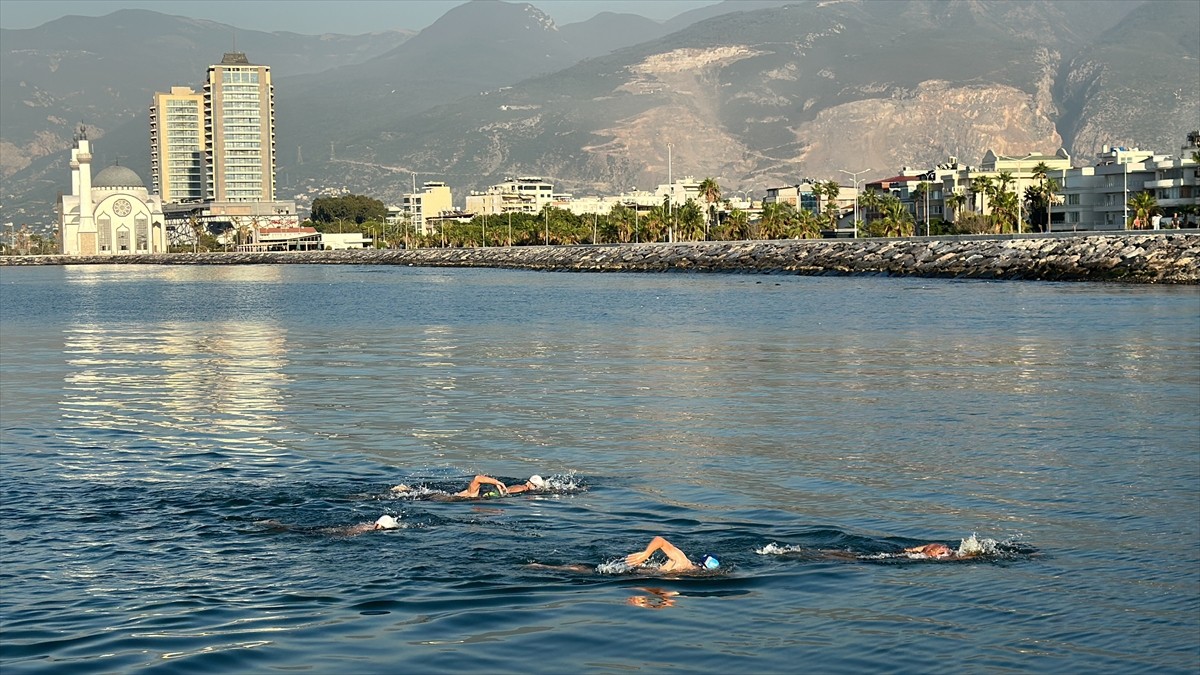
631,188,640,243
839,168,870,238
667,142,674,243
508,210,512,247
1123,159,1129,229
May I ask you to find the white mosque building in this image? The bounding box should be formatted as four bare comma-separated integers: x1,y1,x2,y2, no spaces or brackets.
59,129,166,256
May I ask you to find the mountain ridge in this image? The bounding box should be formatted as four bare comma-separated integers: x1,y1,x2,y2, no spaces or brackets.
3,0,1194,231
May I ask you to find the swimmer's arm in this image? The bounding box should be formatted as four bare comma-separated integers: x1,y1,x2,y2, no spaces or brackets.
457,474,505,497
626,536,692,568
505,480,533,494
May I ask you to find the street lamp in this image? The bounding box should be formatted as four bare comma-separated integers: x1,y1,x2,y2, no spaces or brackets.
839,168,870,238
631,188,640,243
667,142,674,243
1123,158,1129,229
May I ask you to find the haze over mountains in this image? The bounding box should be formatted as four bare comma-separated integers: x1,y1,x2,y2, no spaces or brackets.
2,0,1196,229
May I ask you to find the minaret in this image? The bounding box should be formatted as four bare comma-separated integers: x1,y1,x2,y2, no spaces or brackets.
77,136,94,235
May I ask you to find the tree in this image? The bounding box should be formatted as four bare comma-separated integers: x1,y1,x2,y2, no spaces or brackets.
970,175,993,214
188,215,202,253
870,195,915,237
722,208,751,241
819,180,842,231
698,177,722,239
677,199,705,241
1127,191,1158,228
912,182,931,235
945,192,968,223
759,201,794,239
311,194,387,226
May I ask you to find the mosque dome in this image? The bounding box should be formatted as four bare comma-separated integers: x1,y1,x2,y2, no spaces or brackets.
92,164,145,189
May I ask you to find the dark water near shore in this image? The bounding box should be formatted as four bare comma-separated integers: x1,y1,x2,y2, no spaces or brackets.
1,264,1198,673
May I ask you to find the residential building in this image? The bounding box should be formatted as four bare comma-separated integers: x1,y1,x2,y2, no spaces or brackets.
149,86,205,203
204,52,275,203
655,176,701,207
399,181,454,234
466,177,554,215
939,149,1072,228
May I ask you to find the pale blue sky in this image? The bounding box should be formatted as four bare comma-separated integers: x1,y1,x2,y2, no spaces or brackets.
0,0,721,33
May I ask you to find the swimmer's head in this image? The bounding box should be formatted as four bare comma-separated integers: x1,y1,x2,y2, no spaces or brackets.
698,554,720,570
390,484,411,493
527,475,547,489
374,515,400,530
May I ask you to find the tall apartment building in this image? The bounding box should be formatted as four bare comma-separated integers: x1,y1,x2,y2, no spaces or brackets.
204,52,275,202
149,86,205,203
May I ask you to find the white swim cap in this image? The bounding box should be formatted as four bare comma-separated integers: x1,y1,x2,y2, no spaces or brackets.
374,515,400,530
528,475,547,489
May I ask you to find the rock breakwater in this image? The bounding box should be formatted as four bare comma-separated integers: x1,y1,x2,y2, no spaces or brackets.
3,233,1198,284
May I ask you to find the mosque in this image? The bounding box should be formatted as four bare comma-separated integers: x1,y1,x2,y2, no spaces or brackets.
59,128,166,255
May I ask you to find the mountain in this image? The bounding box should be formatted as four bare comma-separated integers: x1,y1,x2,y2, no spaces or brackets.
1059,0,1200,158
3,0,1194,233
0,8,411,178
273,0,583,161
306,0,1178,201
559,12,669,60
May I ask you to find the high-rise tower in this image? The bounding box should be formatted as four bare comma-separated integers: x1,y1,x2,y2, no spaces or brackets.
149,86,205,203
203,52,275,202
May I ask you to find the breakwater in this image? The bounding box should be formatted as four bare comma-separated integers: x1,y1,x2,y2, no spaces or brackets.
3,232,1198,283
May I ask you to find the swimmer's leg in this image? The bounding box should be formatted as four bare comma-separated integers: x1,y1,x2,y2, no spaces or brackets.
526,562,594,574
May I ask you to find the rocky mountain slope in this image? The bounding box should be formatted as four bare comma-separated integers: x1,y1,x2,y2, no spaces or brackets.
3,0,1194,231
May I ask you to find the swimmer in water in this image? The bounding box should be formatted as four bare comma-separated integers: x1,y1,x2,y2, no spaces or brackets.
527,536,720,575
392,474,547,500
625,536,720,573
260,514,400,537
902,542,979,560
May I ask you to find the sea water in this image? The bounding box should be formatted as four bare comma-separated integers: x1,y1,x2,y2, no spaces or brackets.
1,264,1197,673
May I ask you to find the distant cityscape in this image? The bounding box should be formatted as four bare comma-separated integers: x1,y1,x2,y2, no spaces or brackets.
4,52,1197,256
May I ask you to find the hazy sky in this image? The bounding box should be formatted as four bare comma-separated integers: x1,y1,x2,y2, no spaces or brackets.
0,0,721,33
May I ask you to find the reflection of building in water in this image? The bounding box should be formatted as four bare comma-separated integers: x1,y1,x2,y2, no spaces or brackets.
59,128,167,255
61,317,290,453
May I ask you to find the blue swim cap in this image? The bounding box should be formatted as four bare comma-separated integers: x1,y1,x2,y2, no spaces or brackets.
700,554,720,570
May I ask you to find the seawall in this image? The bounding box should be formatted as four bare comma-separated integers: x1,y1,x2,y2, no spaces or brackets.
3,232,1198,284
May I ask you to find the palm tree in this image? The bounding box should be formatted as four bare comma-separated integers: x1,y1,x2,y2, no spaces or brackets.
188,215,202,253
820,180,842,231
970,175,993,214
677,199,705,241
945,192,968,223
877,195,915,237
911,182,931,235
1127,191,1158,228
787,208,822,239
698,177,722,239
724,208,751,240
858,189,881,227
759,201,793,239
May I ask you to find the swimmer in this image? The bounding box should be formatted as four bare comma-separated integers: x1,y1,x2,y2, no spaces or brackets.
527,536,720,576
392,474,547,500
901,536,987,560
260,514,400,537
625,536,720,573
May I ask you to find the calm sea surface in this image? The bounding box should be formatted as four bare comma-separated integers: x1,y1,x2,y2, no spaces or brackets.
1,264,1198,674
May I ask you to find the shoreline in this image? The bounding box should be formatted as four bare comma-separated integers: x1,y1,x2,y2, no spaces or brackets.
3,232,1198,284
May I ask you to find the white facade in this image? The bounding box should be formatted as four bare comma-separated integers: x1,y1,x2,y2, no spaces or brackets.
466,177,554,215
59,133,166,256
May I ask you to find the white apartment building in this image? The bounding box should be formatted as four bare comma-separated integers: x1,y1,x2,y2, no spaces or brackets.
466,177,554,215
